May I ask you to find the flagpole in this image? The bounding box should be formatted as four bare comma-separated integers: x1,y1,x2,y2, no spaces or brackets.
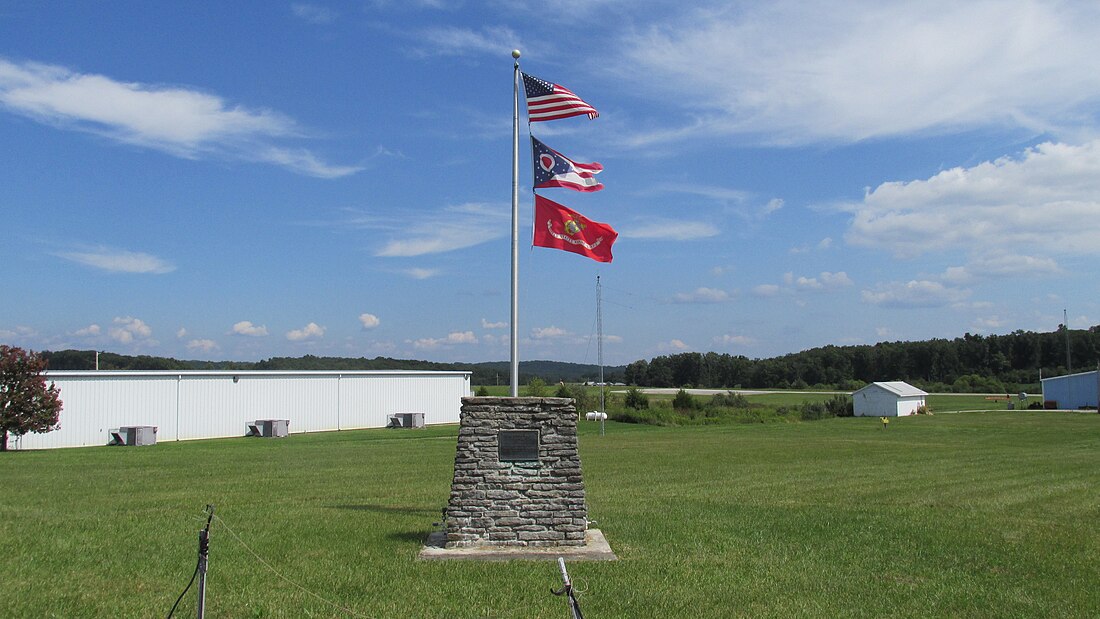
510,49,521,398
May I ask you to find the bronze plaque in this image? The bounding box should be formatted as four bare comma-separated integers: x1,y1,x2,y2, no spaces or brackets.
498,429,540,461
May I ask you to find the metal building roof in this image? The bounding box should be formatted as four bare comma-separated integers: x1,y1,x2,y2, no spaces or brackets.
857,381,928,398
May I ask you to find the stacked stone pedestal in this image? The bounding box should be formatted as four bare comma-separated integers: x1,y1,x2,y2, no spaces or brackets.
445,397,587,548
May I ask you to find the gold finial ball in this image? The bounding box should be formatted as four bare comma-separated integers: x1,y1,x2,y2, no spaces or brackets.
511,49,521,59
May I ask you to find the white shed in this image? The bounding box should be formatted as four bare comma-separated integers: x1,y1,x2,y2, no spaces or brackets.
6,369,471,450
1040,370,1099,410
853,381,927,417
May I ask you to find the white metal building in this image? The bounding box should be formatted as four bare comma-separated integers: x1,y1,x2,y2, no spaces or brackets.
852,381,927,417
1040,370,1099,410
7,370,471,450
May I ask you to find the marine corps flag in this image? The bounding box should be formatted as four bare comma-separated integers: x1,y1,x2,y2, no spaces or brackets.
533,195,617,263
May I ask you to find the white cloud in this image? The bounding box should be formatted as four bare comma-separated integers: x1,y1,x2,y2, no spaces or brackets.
231,321,268,337
373,202,508,257
752,284,781,297
291,3,337,24
413,26,522,58
620,2,1100,144
0,57,359,178
622,219,719,241
0,326,38,340
109,316,152,344
412,330,478,349
659,339,690,352
403,268,440,279
845,140,1100,259
817,237,833,250
56,247,174,274
820,271,854,288
973,316,1009,331
948,253,1063,282
74,324,101,337
176,327,187,339
287,322,325,341
358,313,380,329
861,280,970,308
672,287,729,303
186,338,219,353
763,198,784,214
531,326,568,339
714,334,755,347
482,318,507,329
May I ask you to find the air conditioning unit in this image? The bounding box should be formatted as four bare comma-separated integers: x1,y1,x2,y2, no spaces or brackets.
108,425,157,446
247,419,289,438
387,412,425,428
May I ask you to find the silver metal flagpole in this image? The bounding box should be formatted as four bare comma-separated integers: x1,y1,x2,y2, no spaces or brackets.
510,50,521,397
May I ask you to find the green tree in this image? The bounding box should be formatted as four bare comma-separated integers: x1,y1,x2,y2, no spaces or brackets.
672,388,696,411
525,377,547,397
1,346,63,451
624,387,649,410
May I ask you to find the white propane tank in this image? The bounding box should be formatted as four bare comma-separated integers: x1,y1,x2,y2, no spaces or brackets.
585,411,608,421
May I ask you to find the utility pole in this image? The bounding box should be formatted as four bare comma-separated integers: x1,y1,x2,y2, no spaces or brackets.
1064,308,1072,372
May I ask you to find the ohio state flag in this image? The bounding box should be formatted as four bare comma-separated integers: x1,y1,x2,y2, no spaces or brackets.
532,195,617,263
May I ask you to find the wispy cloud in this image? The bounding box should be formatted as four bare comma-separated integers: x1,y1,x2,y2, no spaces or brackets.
291,3,337,24
56,246,175,274
861,280,970,309
672,287,730,304
619,2,1100,143
373,202,509,257
621,218,719,241
411,25,523,58
0,57,360,177
531,326,568,339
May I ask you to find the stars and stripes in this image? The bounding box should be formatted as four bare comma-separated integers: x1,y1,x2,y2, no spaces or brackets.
532,137,604,192
522,72,599,122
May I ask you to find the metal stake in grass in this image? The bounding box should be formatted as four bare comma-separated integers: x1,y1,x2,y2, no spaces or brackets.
551,557,584,619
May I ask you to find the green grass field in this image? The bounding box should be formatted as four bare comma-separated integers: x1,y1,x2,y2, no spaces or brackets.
2,411,1097,617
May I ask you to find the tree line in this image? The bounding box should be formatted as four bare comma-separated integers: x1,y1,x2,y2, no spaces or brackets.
39,351,624,386
621,326,1100,393
36,325,1099,392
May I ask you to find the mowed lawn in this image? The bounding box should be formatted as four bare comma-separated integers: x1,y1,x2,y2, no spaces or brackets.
1,411,1097,618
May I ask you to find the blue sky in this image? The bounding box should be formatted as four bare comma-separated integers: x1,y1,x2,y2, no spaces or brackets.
2,1,1099,367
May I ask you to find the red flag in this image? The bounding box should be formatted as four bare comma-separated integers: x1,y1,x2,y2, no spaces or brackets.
533,195,617,263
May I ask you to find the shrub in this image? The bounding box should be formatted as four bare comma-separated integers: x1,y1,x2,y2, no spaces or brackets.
799,401,829,421
913,404,933,415
555,383,593,411
525,378,547,397
672,389,696,411
708,391,750,408
624,387,649,410
825,395,853,417
475,385,489,396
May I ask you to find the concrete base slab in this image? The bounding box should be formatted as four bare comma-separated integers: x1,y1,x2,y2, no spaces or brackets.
418,529,617,562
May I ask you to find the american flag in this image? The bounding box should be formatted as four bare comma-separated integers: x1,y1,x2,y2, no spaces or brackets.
522,73,599,122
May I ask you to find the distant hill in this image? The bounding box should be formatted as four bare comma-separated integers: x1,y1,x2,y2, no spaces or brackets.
40,350,626,386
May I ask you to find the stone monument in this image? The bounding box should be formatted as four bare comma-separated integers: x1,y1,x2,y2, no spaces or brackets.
444,396,588,547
